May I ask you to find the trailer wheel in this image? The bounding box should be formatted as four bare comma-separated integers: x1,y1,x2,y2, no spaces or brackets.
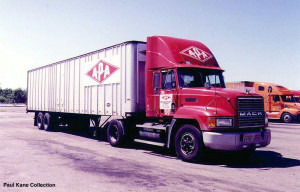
107,120,124,147
175,124,205,162
37,112,44,130
282,113,292,123
43,113,53,131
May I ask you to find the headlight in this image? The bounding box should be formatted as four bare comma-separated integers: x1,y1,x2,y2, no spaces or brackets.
208,117,233,128
265,112,268,126
217,118,233,127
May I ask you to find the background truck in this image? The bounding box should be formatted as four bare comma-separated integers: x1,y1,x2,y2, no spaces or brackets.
27,36,271,162
292,90,300,103
227,81,300,123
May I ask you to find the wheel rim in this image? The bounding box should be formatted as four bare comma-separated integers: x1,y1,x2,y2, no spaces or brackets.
180,133,195,155
284,114,291,123
109,125,119,143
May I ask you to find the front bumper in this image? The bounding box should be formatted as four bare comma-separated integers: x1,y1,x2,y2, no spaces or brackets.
202,129,271,151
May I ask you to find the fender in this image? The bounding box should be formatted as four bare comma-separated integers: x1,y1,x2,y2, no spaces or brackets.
166,106,213,148
174,107,206,129
281,108,300,116
166,105,235,148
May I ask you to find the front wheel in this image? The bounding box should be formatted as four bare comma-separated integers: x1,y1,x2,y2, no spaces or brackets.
175,124,205,162
282,113,292,123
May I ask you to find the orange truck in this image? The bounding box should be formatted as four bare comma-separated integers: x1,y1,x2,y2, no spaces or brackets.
226,81,300,123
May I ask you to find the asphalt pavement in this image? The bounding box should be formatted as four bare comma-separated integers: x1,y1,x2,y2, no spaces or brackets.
0,107,299,192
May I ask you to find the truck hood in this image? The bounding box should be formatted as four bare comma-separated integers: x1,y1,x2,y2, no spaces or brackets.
181,87,262,99
179,87,263,116
284,102,300,110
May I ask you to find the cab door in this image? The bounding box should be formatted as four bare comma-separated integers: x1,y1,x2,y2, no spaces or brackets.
271,95,281,112
159,70,177,117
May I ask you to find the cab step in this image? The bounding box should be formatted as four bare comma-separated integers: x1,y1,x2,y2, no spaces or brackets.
136,123,167,131
134,139,165,147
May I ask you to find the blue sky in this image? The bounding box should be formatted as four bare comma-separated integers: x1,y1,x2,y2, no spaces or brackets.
0,0,299,90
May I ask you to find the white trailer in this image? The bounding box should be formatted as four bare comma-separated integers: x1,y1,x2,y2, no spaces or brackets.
27,36,270,162
27,41,146,132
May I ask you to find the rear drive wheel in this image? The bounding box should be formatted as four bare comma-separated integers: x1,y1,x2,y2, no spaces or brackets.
282,113,292,123
175,124,205,162
37,112,44,130
107,120,124,147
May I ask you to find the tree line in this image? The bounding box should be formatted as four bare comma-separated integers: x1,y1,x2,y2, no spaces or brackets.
0,88,27,103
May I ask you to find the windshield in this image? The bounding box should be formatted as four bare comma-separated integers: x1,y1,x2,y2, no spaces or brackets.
177,68,225,88
280,95,296,103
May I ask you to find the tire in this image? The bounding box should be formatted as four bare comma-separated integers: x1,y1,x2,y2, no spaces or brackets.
37,112,44,130
43,113,54,131
282,113,292,123
175,124,205,162
107,120,124,147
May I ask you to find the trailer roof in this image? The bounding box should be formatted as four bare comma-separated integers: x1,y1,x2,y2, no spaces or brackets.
28,40,145,72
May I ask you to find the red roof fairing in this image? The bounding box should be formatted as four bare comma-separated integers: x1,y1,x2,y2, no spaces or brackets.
146,36,221,70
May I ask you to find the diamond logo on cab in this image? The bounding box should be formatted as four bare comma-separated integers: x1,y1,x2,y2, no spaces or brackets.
86,60,119,84
162,95,170,100
180,46,213,62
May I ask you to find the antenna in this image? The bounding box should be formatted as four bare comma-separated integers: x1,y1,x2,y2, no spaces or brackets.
205,75,218,114
205,74,231,113
214,74,217,114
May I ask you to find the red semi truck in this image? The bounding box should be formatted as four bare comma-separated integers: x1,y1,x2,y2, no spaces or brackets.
27,36,271,162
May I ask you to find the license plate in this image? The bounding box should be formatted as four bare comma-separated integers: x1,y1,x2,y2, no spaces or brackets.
243,135,253,143
254,134,261,142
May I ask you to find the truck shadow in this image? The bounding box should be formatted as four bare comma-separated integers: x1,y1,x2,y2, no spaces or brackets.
201,150,300,168
142,146,300,168
53,128,300,169
52,126,101,140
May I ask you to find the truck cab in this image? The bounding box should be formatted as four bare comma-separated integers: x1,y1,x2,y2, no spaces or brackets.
292,90,300,103
253,82,300,123
227,81,300,123
140,36,270,161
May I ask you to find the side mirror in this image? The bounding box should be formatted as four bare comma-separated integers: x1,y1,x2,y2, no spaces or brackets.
204,82,212,89
154,87,160,94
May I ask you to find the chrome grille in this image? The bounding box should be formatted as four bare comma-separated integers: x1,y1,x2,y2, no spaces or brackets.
237,97,265,128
